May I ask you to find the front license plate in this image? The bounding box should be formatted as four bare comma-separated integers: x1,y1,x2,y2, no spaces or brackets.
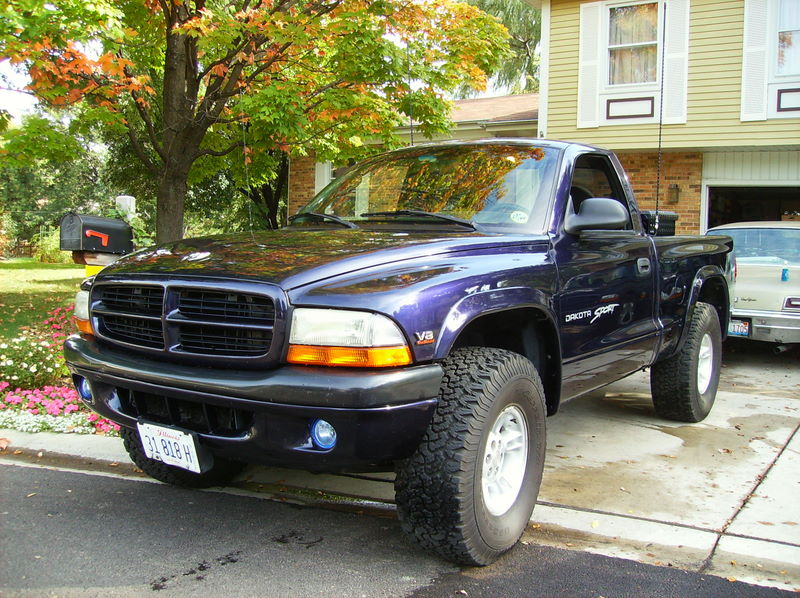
728,319,750,337
137,421,201,473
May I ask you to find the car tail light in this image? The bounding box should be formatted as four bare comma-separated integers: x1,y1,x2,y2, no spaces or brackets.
784,297,800,310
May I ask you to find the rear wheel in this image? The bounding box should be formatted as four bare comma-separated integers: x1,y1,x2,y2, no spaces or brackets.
650,301,721,422
394,347,547,566
121,427,245,488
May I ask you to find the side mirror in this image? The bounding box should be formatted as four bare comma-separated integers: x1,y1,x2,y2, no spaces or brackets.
564,197,629,235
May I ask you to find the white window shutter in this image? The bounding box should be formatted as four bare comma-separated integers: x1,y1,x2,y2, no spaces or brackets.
577,2,603,129
662,0,690,124
740,0,769,121
314,161,332,193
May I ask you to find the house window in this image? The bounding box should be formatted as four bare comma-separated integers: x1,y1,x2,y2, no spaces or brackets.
778,0,800,76
608,3,659,85
741,0,800,120
578,0,689,128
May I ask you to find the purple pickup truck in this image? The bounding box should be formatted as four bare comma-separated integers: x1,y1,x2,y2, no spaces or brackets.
65,139,732,565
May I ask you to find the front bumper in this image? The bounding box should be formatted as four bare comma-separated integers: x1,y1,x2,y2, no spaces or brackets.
64,335,443,471
730,309,800,344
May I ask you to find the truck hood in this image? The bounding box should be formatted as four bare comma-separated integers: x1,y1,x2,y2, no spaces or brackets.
99,228,547,290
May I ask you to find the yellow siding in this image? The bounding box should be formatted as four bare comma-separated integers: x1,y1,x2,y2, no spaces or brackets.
546,0,800,151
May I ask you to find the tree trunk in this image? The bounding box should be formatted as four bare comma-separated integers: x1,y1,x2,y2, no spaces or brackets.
243,151,289,230
156,166,189,243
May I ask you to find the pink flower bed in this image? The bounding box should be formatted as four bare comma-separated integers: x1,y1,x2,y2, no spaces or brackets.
0,305,120,435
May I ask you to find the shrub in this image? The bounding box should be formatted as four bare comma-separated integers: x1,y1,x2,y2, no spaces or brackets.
33,226,72,264
0,305,73,389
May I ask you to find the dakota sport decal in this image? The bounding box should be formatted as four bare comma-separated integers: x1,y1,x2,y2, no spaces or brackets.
565,304,620,324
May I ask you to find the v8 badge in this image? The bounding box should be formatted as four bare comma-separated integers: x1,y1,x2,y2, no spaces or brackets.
414,330,435,345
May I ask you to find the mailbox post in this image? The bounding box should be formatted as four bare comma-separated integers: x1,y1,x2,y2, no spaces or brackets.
59,213,134,275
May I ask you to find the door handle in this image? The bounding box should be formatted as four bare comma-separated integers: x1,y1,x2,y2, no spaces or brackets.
637,258,651,275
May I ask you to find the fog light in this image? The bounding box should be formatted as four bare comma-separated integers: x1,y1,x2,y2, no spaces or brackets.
311,419,337,450
76,377,93,402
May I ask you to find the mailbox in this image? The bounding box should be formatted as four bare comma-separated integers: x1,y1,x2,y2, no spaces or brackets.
60,213,134,255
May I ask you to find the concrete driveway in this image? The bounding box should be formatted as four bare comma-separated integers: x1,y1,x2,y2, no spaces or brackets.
2,340,798,591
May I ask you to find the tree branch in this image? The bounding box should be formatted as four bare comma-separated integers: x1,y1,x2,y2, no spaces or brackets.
193,139,244,159
122,59,167,162
126,126,161,177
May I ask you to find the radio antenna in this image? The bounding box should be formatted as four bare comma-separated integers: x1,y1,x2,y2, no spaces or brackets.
654,1,668,234
407,44,414,146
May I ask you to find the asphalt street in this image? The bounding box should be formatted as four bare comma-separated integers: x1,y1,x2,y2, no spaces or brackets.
1,463,796,598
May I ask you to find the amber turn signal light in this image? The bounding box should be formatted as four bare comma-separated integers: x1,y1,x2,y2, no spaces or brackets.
75,318,94,336
287,344,412,368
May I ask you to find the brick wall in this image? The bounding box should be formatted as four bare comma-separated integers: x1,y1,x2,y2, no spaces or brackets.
287,152,317,216
617,152,704,234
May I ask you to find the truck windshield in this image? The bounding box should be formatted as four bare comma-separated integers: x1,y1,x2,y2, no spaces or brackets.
297,143,558,232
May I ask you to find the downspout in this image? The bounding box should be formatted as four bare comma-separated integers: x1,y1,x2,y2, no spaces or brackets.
538,0,551,138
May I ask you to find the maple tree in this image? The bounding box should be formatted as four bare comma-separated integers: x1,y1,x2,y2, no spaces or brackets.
1,0,508,242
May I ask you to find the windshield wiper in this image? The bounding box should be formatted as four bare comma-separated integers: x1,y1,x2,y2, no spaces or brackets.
361,210,475,230
288,212,358,229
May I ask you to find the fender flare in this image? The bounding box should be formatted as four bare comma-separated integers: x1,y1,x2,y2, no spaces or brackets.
671,265,730,358
434,286,563,414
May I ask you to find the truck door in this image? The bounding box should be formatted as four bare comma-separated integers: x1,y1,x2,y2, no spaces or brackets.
554,153,659,399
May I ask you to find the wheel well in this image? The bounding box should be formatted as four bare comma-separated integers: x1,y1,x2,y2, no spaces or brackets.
698,276,729,333
450,308,562,415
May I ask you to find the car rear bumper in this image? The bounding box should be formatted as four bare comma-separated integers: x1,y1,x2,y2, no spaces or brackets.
64,334,442,471
729,309,800,344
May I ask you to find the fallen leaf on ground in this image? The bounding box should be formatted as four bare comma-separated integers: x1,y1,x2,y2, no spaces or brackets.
0,438,10,451
26,493,37,498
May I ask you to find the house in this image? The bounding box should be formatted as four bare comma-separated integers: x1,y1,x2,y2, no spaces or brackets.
289,0,800,232
534,0,800,232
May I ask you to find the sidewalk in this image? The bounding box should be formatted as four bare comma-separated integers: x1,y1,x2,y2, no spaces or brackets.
2,370,798,592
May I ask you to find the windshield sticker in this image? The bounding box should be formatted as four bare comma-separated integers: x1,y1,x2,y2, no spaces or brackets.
565,304,620,324
510,211,529,224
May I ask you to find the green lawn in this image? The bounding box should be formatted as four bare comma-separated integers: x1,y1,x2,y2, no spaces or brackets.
0,258,86,341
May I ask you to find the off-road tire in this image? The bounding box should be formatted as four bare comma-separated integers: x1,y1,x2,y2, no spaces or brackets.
121,427,245,488
394,347,547,566
650,301,721,422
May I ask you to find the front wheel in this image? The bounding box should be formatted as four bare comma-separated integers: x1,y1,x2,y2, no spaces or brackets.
650,301,722,422
394,347,547,566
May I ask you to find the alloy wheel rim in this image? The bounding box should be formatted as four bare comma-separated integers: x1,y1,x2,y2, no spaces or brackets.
481,404,528,517
697,332,714,395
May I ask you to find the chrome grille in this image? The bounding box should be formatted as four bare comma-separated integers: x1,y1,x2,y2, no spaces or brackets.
100,285,164,316
177,324,271,356
102,314,164,349
92,281,277,362
177,289,273,323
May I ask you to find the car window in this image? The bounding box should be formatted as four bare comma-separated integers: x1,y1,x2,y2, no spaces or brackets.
722,228,800,265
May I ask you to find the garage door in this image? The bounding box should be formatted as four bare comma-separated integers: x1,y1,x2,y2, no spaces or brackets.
707,186,800,229
702,151,800,231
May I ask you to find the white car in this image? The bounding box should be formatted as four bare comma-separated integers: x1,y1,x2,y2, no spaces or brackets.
707,221,800,346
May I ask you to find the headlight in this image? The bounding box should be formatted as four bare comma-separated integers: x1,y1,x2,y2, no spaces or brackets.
74,287,94,335
287,308,412,367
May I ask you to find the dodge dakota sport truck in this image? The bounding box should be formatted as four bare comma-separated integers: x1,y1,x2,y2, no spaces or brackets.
65,139,732,565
